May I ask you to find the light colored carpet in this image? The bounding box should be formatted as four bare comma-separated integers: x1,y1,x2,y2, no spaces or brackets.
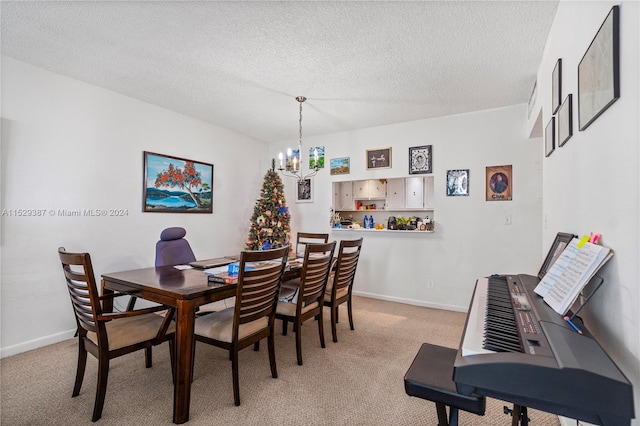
1,296,560,425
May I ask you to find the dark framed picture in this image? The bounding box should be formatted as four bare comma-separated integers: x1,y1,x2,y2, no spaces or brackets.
545,117,555,157
558,94,573,147
296,178,313,203
366,147,392,170
552,59,562,114
486,165,512,201
578,5,620,131
143,151,213,213
409,145,432,174
446,169,469,196
330,157,350,175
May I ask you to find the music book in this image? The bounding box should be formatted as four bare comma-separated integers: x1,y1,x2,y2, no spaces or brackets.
534,237,613,315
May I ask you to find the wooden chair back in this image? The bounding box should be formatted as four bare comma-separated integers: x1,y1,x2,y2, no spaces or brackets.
295,232,329,257
330,238,363,300
298,241,336,309
233,246,289,333
58,248,104,339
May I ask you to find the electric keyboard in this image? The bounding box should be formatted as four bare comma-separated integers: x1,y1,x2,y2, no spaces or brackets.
454,274,635,425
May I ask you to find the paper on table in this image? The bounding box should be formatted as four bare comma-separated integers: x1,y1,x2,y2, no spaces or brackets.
534,237,612,315
173,265,193,270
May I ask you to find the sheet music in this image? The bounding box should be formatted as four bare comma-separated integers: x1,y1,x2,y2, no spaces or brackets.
534,238,612,315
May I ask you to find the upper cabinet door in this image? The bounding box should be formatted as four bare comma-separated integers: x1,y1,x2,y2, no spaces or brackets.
386,179,405,209
405,177,424,209
369,180,386,198
353,180,370,199
339,181,354,210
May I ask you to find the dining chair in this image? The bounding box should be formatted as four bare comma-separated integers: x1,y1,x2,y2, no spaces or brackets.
323,238,363,342
155,227,197,266
58,247,175,422
276,240,336,365
294,232,329,257
193,246,289,406
279,232,330,307
153,227,228,313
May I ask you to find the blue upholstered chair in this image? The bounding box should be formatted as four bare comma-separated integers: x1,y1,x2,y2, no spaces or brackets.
155,227,196,267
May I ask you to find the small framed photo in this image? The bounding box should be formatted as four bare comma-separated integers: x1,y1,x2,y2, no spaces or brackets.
143,151,213,213
366,147,392,170
486,165,512,201
578,5,620,131
296,178,313,203
446,169,469,196
545,117,555,157
330,157,350,175
409,145,432,174
552,58,562,114
558,94,573,147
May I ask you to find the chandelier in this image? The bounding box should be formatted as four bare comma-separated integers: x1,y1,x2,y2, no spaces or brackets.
278,96,318,184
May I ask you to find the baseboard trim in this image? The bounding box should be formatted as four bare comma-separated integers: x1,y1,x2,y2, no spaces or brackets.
352,290,468,313
1,329,75,359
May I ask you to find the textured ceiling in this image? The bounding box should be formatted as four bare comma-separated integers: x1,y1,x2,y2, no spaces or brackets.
1,1,558,143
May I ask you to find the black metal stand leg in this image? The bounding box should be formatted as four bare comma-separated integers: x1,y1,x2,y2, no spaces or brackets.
505,405,529,426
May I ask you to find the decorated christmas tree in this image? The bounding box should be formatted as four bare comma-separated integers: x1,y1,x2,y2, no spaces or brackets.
245,160,291,251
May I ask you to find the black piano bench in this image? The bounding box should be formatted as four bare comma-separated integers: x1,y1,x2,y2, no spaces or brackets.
404,343,486,426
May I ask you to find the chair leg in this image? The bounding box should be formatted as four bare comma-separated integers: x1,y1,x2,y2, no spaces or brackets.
254,341,260,351
231,348,241,406
347,298,355,331
295,319,303,366
331,305,339,343
436,402,449,426
267,330,278,379
92,355,110,422
317,310,326,349
73,338,88,397
145,347,153,368
282,319,288,336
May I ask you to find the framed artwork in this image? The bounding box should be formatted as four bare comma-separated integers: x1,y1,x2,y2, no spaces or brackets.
578,5,620,131
285,149,300,171
486,165,512,201
143,151,213,213
446,169,469,196
552,59,562,114
309,146,325,169
409,145,432,174
366,147,392,170
545,117,555,157
558,94,573,147
296,178,313,203
330,157,350,175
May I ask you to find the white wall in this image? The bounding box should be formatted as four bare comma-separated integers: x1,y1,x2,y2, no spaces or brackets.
531,1,640,423
272,104,543,311
0,58,269,357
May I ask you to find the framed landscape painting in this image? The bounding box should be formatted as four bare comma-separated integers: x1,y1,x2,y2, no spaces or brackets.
330,157,350,175
143,151,213,213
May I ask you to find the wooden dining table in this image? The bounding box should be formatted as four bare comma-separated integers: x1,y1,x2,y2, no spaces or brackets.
102,261,301,424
